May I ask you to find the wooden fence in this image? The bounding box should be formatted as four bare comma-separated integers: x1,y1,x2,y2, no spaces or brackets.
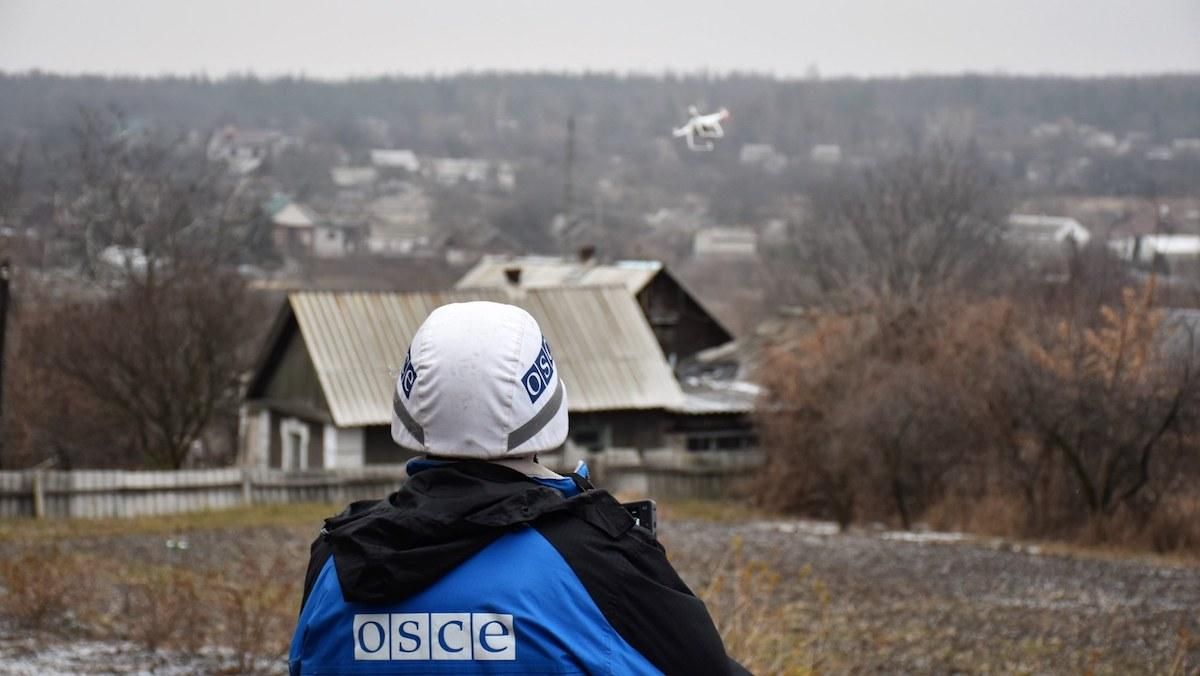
0,466,409,519
596,450,764,500
0,451,764,520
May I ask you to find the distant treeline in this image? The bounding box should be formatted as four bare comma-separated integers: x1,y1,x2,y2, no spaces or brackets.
2,72,1199,161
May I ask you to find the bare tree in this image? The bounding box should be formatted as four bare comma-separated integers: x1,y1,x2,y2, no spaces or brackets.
25,264,260,469
5,110,268,469
795,142,1012,309
52,108,258,277
756,145,1013,529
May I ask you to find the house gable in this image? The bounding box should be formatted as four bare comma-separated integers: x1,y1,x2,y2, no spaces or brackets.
454,256,735,360
246,308,333,424
637,270,734,361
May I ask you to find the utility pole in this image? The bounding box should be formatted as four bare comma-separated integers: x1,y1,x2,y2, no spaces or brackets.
563,114,575,243
0,260,9,467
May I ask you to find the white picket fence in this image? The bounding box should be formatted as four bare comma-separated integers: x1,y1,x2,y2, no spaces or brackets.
0,466,409,519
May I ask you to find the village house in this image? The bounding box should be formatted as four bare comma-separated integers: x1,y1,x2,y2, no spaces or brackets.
1109,234,1200,280
270,201,364,259
692,227,759,261
810,144,842,165
426,157,491,185
739,143,788,174
330,166,379,190
369,149,421,173
206,125,295,175
239,288,758,486
455,254,734,362
364,185,437,255
1006,214,1092,272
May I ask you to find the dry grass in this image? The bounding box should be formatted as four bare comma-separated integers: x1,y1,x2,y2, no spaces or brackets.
0,548,300,668
3,500,1196,672
0,502,336,542
698,536,827,675
925,489,1200,564
658,499,769,523
1167,625,1197,676
0,504,314,670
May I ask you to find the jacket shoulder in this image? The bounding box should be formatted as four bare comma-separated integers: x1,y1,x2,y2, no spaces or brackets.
534,492,734,675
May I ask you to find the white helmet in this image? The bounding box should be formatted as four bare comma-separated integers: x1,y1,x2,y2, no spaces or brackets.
391,301,569,459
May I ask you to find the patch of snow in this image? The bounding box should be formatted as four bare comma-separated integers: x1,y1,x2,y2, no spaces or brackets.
752,520,840,536
0,634,283,675
881,530,970,544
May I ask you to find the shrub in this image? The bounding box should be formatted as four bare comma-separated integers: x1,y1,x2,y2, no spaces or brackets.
0,545,89,631
119,567,207,653
210,548,300,674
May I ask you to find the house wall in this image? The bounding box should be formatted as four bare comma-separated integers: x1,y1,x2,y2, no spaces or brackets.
238,406,272,468
313,226,347,258
323,425,366,468
253,411,374,471
637,274,732,361
273,227,313,258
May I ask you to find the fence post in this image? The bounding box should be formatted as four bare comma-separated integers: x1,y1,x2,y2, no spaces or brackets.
241,468,253,506
32,471,45,519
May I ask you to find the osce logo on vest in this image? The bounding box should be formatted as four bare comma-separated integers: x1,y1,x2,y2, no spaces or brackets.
353,613,516,661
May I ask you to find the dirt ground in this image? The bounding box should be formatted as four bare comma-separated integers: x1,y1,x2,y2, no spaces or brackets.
663,518,1200,674
0,504,1197,674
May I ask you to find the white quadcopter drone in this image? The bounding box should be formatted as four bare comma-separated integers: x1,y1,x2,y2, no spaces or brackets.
672,105,730,151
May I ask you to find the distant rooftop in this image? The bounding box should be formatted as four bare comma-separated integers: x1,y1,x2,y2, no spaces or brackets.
456,255,664,294
272,202,320,228
1110,234,1200,261
1008,214,1091,245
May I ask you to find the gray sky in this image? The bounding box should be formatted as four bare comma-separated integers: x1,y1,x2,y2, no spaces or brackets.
1,0,1198,78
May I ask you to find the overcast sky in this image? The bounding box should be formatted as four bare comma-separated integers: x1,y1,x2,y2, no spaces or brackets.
1,0,1198,79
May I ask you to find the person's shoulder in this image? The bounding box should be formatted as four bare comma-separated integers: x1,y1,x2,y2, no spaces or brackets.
535,489,665,562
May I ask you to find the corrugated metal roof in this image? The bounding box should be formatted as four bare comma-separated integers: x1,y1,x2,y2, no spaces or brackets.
455,256,661,294
288,286,684,427
672,378,760,415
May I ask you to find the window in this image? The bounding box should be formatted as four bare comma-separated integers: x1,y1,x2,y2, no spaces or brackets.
570,426,608,453
684,430,756,452
280,418,310,470
288,431,304,467
716,435,743,450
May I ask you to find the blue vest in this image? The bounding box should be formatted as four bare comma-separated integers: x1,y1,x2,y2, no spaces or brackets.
290,526,659,674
